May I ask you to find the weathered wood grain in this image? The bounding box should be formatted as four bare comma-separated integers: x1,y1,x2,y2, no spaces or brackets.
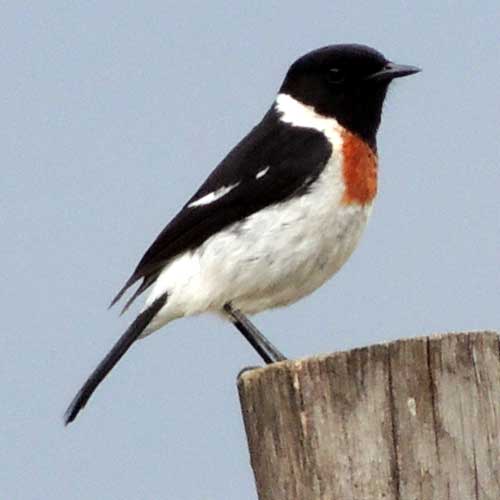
238,332,500,500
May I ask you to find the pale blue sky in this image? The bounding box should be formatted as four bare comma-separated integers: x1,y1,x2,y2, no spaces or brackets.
2,2,499,499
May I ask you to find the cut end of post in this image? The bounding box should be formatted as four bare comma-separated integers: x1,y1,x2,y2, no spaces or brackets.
237,331,500,500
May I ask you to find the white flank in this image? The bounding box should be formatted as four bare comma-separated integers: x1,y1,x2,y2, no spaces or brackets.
187,183,239,208
255,166,270,179
275,93,343,149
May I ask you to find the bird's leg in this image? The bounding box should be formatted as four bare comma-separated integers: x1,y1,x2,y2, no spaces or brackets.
223,303,287,364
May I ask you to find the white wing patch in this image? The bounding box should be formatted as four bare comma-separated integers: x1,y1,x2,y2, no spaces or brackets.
188,183,239,208
255,166,270,179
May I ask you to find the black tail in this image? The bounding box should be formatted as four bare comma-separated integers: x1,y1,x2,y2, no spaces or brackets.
64,293,168,425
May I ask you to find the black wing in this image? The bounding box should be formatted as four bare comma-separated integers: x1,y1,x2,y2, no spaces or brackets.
111,107,332,311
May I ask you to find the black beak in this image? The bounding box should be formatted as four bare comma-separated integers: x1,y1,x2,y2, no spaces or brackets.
366,62,421,82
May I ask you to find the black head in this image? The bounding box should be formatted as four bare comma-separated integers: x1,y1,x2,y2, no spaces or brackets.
280,44,420,149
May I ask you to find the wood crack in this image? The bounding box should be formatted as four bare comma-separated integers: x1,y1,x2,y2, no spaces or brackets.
387,345,401,500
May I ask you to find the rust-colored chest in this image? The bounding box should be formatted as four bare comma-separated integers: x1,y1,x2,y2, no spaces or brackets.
340,130,378,205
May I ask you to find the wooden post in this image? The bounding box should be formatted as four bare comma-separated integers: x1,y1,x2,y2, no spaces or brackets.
238,332,500,500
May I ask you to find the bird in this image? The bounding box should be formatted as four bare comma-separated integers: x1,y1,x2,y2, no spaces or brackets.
65,43,420,424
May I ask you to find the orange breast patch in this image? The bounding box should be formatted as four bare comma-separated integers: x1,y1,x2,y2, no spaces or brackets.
340,130,378,205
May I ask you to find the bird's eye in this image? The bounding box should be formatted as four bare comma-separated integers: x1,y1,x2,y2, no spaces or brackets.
327,68,345,84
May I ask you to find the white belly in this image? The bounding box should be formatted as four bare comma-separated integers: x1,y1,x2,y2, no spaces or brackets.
196,160,372,314
230,199,371,313
144,154,372,332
